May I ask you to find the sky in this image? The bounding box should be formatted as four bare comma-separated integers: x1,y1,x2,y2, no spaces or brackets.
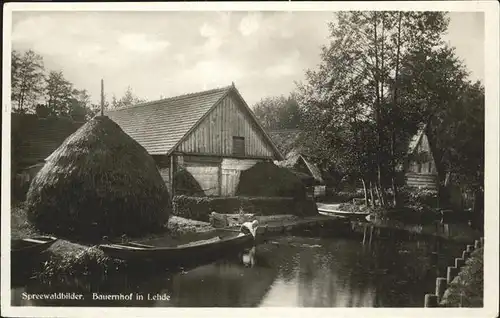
10,11,484,107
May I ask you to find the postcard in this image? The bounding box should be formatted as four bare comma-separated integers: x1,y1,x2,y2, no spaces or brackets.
2,2,498,318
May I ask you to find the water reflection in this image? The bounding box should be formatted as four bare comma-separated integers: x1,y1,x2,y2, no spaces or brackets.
242,247,256,268
12,236,466,308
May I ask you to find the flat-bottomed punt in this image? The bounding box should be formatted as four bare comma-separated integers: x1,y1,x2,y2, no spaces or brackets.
317,204,370,220
11,236,58,263
99,227,257,267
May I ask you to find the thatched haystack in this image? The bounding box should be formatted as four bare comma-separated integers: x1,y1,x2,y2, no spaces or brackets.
174,168,205,196
290,170,316,187
25,116,171,241
236,162,307,199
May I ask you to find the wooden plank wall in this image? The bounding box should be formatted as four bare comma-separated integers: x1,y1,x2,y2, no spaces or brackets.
220,158,260,196
158,167,171,193
407,133,437,174
183,155,221,196
176,93,275,158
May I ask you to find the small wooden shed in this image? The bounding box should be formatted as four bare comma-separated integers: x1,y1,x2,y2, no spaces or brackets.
276,150,326,197
404,124,438,190
106,84,283,197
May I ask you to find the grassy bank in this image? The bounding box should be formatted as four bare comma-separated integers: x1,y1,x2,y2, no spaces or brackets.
11,202,216,284
440,247,483,307
339,202,439,223
339,203,481,243
13,201,300,284
11,202,40,240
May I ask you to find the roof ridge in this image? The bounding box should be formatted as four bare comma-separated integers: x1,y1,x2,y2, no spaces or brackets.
269,128,303,133
107,84,233,112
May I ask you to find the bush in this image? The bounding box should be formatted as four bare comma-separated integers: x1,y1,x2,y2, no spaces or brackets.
327,190,365,203
236,162,307,199
400,186,438,208
25,116,171,242
172,195,318,222
338,203,370,213
35,240,126,286
368,205,439,224
11,203,40,240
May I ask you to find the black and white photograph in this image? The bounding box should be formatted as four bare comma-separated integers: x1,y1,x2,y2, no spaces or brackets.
2,2,499,317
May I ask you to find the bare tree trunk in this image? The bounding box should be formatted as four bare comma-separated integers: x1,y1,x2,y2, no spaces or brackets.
361,178,369,206
377,169,387,206
375,183,383,207
390,12,403,208
369,181,376,207
373,12,387,207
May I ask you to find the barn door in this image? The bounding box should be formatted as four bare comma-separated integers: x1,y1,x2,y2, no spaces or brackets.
221,169,241,196
221,158,259,196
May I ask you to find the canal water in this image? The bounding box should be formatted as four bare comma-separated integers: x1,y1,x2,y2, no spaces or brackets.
11,233,468,307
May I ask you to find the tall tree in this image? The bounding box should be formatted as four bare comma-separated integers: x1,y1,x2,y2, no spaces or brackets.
296,11,450,207
111,86,147,109
11,49,45,113
68,89,93,121
253,95,302,131
45,70,74,116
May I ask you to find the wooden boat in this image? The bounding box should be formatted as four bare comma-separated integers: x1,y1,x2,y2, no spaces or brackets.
98,227,257,267
317,205,369,220
11,236,58,262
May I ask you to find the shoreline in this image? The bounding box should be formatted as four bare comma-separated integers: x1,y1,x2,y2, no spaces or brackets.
440,247,484,307
12,201,481,296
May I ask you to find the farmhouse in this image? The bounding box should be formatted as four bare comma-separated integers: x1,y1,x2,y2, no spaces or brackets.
106,84,283,197
404,124,438,190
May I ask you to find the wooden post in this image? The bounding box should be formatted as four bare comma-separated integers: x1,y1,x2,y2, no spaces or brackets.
462,250,470,260
424,294,438,307
430,251,438,266
480,237,484,246
466,245,474,253
447,266,459,284
435,277,447,301
217,158,222,196
170,155,175,198
474,240,481,249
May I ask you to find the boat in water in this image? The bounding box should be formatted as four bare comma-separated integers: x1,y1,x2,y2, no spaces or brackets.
11,236,58,263
317,203,370,220
99,221,259,267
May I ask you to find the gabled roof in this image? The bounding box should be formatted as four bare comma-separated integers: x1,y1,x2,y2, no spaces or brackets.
268,129,302,155
408,123,427,154
11,114,84,168
106,86,231,155
277,150,324,184
106,84,283,159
